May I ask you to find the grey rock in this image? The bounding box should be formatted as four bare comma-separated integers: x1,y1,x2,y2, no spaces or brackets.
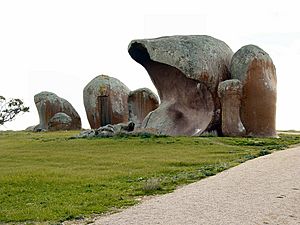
97,124,115,134
96,121,135,134
128,35,233,135
141,103,176,135
75,121,135,138
113,121,135,133
25,125,37,131
230,45,277,137
76,129,97,138
83,75,130,129
34,91,81,131
129,35,233,90
48,112,73,131
35,128,47,132
231,45,273,83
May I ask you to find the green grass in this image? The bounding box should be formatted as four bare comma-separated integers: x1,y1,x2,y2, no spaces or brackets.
0,131,299,224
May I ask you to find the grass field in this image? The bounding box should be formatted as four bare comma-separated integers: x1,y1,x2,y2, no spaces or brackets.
0,131,300,224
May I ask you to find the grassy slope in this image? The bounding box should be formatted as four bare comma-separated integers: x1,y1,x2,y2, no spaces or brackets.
0,131,299,223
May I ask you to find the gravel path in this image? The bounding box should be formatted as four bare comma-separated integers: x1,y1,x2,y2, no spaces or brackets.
91,146,300,225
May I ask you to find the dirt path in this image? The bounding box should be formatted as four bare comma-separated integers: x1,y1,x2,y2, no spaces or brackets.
87,146,300,225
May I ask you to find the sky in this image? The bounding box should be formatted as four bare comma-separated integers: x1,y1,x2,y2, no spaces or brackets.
0,0,299,131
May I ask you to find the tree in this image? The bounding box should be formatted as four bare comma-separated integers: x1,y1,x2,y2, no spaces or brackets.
0,96,29,125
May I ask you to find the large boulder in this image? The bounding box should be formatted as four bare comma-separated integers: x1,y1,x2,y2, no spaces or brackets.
83,75,130,129
218,79,246,137
230,45,277,137
128,88,159,128
34,91,81,130
128,35,233,135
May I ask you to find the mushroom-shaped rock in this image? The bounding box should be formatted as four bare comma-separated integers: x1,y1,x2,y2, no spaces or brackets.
230,45,277,137
34,91,81,130
218,79,246,137
83,75,130,129
128,88,159,128
128,35,233,136
48,112,72,131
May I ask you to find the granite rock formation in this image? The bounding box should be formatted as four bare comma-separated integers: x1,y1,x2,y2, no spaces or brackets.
34,91,81,131
218,79,246,137
230,45,277,137
83,75,130,129
128,88,159,128
128,35,233,136
48,112,72,131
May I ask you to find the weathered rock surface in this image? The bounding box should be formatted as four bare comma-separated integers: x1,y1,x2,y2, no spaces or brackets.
48,112,72,131
113,121,135,133
128,35,233,135
230,45,277,137
218,79,246,137
128,88,159,128
34,91,81,131
83,75,130,129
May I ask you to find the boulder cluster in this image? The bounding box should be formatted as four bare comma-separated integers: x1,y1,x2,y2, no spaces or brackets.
128,35,277,137
30,35,277,137
30,76,158,133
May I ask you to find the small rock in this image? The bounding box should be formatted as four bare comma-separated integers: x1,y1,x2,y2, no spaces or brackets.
97,124,115,134
25,125,37,132
76,129,96,138
113,121,135,133
48,112,73,131
74,122,136,138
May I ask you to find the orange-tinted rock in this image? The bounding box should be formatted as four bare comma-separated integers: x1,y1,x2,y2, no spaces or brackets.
128,35,233,135
230,45,277,137
83,75,130,129
218,79,246,137
128,88,159,128
34,91,81,130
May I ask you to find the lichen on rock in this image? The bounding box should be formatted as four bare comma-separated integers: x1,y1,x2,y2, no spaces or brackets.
48,112,73,131
128,35,233,136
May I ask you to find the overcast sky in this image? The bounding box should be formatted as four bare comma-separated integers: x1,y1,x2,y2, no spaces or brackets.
0,0,299,130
